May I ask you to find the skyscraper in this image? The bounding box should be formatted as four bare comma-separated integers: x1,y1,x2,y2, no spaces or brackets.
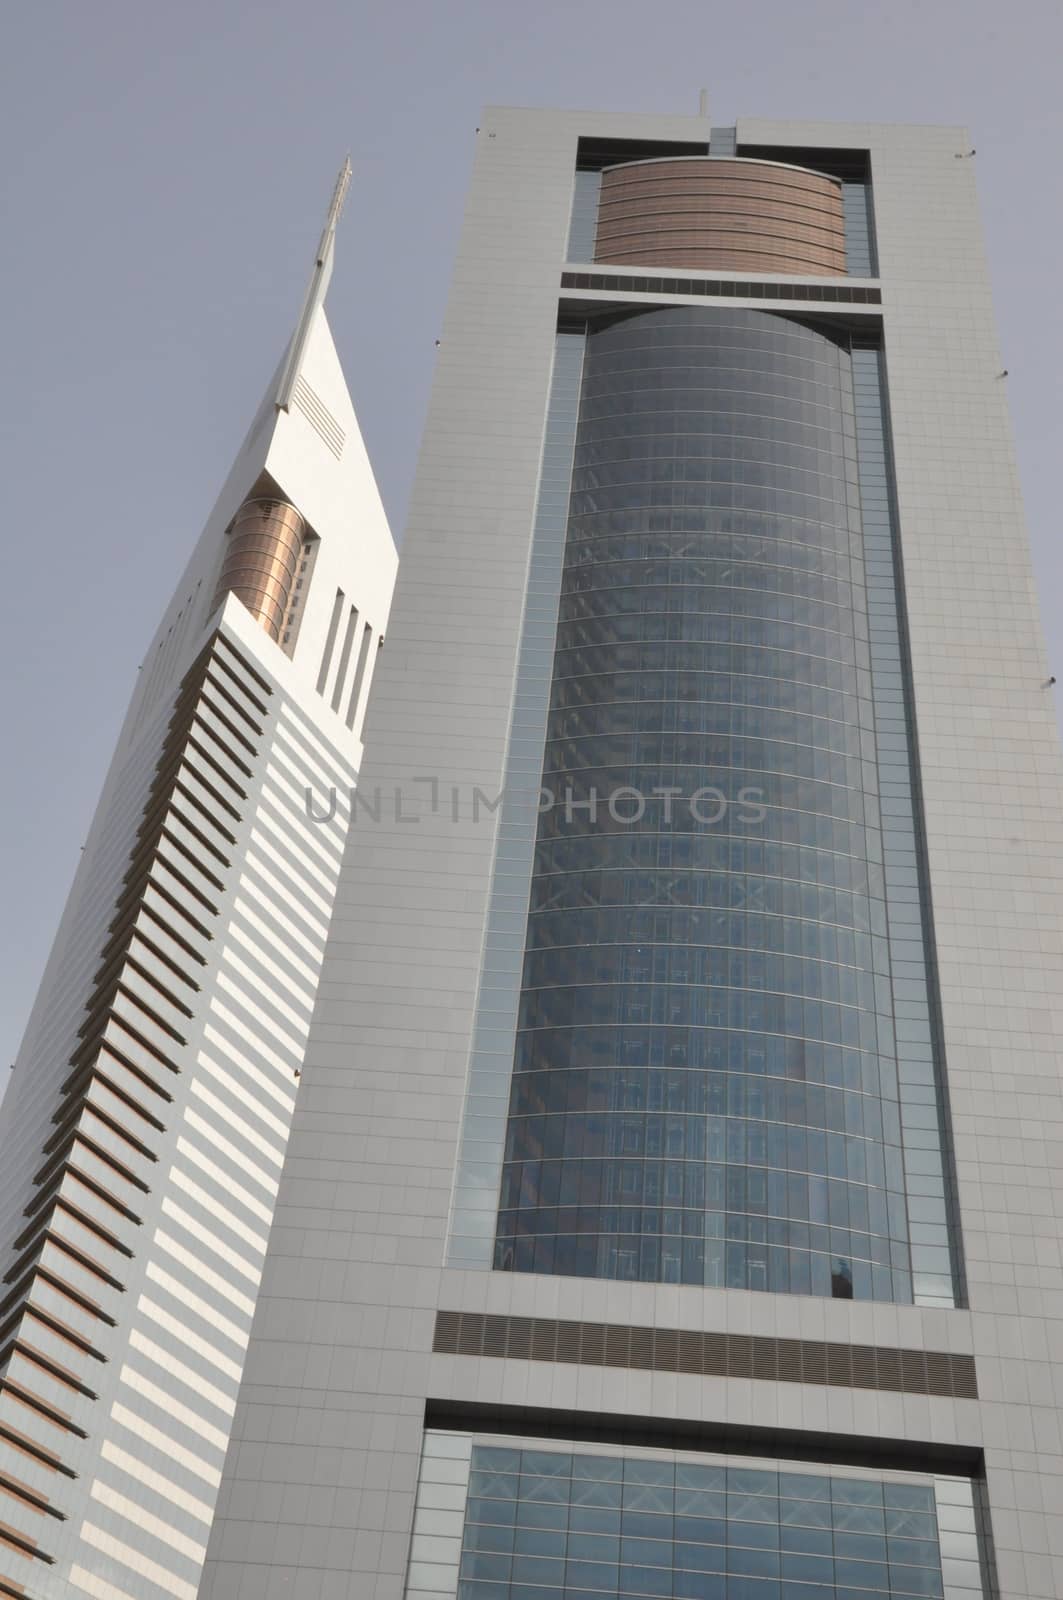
198,107,1063,1600
0,167,397,1599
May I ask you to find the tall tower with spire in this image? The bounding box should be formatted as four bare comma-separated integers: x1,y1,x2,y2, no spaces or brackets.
0,166,397,1600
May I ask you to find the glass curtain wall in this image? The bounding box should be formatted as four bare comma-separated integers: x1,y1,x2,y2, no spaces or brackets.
403,1433,988,1600
494,307,918,1302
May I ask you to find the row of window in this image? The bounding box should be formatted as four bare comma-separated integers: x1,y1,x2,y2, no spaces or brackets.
576,393,855,432
572,451,856,495
547,714,872,764
492,1234,908,1302
560,565,853,609
546,687,870,735
563,530,865,578
541,780,877,832
498,1156,906,1229
494,1196,904,1260
531,830,880,880
537,787,870,832
528,832,887,881
570,484,852,522
542,741,868,793
549,672,868,726
461,1530,940,1573
581,350,850,382
507,1069,896,1133
535,787,874,841
461,1562,938,1598
465,1520,937,1561
559,592,859,636
472,1453,928,1498
529,874,881,939
499,1132,902,1197
580,337,852,371
523,948,878,1009
570,453,855,490
510,1032,886,1095
572,432,856,473
562,508,861,546
579,320,854,349
552,642,865,694
503,1118,902,1192
564,563,860,610
578,397,846,437
573,422,858,467
466,1505,939,1550
581,334,851,367
557,609,864,659
464,1532,939,1577
578,405,850,440
519,986,884,1054
527,908,877,965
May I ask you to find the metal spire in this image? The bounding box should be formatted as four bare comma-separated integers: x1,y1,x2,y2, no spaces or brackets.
275,157,353,412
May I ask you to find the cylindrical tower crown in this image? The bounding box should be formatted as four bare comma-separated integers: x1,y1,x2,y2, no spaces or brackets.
212,497,305,641
595,156,847,275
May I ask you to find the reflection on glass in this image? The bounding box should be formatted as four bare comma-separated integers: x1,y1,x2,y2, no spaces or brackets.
494,308,913,1301
458,1444,952,1600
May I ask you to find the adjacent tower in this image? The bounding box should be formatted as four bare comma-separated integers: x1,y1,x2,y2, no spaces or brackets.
0,169,397,1598
208,110,1061,1600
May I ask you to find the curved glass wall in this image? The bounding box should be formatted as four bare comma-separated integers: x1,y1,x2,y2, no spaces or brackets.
493,307,914,1302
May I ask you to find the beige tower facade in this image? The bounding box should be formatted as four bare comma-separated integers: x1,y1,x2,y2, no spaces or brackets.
199,109,1063,1600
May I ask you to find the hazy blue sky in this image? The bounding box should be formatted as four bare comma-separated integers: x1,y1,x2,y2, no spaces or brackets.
2,0,1061,1083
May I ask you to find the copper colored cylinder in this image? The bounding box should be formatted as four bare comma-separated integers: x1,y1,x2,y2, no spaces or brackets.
212,498,304,641
595,157,847,276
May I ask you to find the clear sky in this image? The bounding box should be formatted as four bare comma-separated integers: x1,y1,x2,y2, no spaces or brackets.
1,0,1061,1087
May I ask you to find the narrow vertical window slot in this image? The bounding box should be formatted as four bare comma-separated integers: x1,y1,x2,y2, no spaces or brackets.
344,623,374,732
330,606,360,713
315,589,345,696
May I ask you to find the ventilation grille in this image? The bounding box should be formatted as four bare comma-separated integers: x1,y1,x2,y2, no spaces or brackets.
561,270,881,305
433,1311,977,1401
292,375,345,459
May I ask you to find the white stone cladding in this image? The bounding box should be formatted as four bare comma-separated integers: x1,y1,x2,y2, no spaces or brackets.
0,292,396,1600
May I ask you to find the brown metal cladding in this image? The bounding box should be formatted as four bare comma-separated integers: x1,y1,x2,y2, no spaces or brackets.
433,1310,978,1400
595,158,847,276
211,497,305,640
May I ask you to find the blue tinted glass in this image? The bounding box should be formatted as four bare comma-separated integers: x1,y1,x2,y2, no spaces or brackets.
469,1470,519,1500
473,1446,522,1473
492,307,929,1304
465,1496,517,1526
464,1522,514,1553
515,1501,567,1532
521,1449,573,1476
456,1449,959,1599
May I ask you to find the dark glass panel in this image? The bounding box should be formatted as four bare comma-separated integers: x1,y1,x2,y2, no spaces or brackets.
495,308,911,1301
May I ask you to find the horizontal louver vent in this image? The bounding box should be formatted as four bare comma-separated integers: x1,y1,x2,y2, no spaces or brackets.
292,375,345,459
433,1311,977,1400
561,270,881,304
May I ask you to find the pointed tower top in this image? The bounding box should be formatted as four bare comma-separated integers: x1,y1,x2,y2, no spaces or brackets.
275,157,353,413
